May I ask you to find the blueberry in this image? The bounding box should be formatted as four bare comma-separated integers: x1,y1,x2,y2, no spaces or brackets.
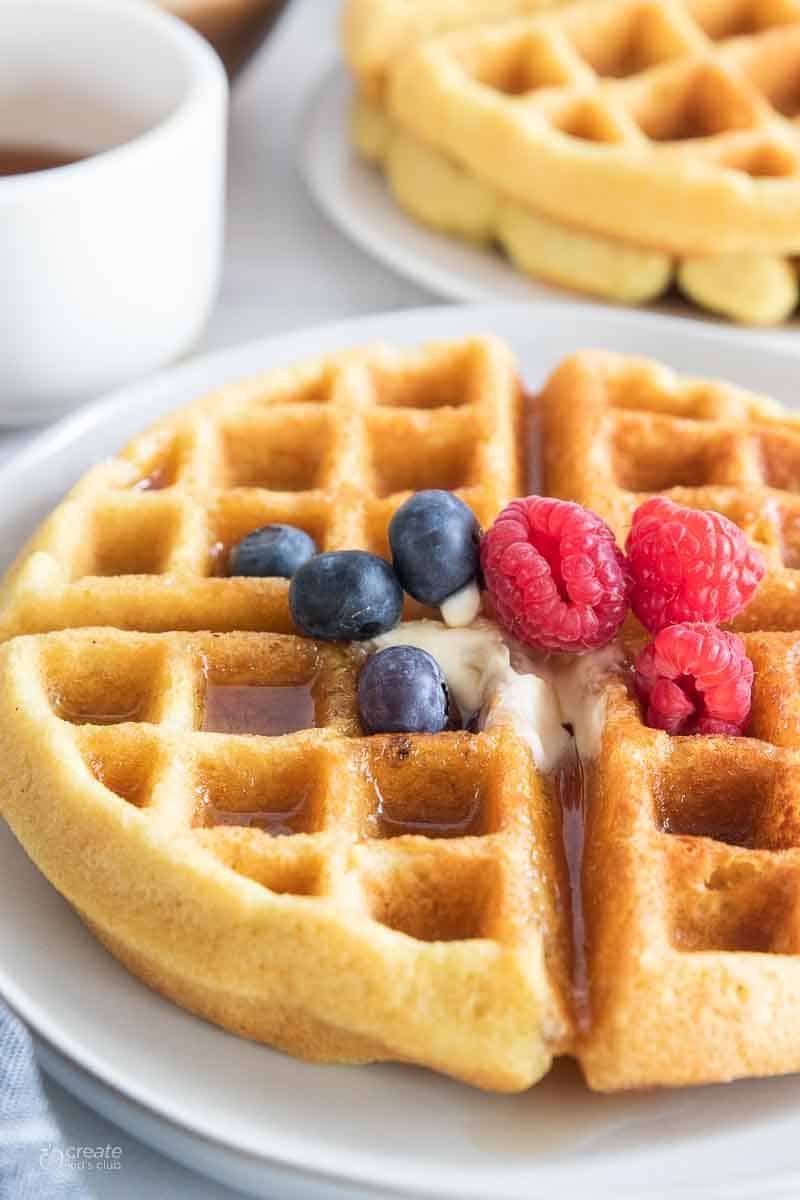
289,551,403,641
358,646,449,734
389,490,480,606
228,524,317,579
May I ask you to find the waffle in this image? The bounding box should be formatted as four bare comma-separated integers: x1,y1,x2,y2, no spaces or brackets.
353,92,800,322
540,350,800,1088
349,0,800,322
579,636,800,1089
539,349,800,633
0,335,574,1090
0,336,524,641
388,0,800,255
6,335,800,1093
352,93,679,307
0,626,574,1089
341,0,567,99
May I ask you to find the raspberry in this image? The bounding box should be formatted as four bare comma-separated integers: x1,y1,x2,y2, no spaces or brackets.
480,497,628,653
626,497,765,634
634,623,753,736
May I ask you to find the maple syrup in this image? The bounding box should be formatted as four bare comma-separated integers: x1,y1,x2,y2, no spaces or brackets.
203,682,315,736
203,796,309,836
85,753,147,807
54,698,145,725
133,465,172,492
558,749,591,1030
208,540,229,576
371,778,483,838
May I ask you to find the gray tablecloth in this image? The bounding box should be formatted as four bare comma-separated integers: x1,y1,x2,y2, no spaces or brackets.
1,999,87,1200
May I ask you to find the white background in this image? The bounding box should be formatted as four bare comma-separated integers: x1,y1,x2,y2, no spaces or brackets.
11,1,429,1195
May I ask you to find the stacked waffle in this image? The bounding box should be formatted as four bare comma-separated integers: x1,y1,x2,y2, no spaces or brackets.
342,0,568,98
4,334,800,1092
344,0,800,324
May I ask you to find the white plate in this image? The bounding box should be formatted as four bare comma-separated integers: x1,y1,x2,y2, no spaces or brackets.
3,303,800,1200
301,68,800,342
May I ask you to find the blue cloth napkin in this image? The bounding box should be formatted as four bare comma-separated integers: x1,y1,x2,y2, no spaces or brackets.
1,998,87,1200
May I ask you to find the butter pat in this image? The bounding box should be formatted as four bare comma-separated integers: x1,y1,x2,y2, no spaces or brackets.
440,581,481,628
373,618,571,770
373,618,510,717
550,643,625,762
484,671,571,772
372,618,622,772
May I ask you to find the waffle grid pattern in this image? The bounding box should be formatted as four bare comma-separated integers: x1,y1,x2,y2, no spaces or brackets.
540,350,800,632
12,337,800,1090
538,350,800,1087
627,636,800,953
0,625,573,1088
0,337,523,641
35,627,567,950
579,644,800,1089
386,0,800,255
341,0,566,97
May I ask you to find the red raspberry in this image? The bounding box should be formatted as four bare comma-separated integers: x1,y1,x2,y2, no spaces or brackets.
634,623,753,736
626,497,765,634
480,497,628,653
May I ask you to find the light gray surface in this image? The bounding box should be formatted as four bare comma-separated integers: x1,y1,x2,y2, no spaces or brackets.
40,1076,249,1200
3,1,426,1195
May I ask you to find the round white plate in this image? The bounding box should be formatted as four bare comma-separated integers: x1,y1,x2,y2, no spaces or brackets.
301,68,800,340
3,303,800,1200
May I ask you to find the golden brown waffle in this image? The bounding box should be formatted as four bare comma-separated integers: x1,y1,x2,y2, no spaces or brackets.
346,0,800,321
0,626,573,1090
540,349,800,632
580,636,800,1090
0,336,523,641
341,0,567,99
351,93,679,301
387,0,800,257
539,351,800,1088
8,335,800,1094
351,92,800,322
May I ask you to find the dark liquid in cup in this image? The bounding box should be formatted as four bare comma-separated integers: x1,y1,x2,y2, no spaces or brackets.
0,146,86,177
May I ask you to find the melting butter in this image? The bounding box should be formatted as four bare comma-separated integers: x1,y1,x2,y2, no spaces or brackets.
440,580,482,628
372,619,622,772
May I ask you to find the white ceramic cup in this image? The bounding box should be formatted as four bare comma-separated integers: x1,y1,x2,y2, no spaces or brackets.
0,0,228,425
